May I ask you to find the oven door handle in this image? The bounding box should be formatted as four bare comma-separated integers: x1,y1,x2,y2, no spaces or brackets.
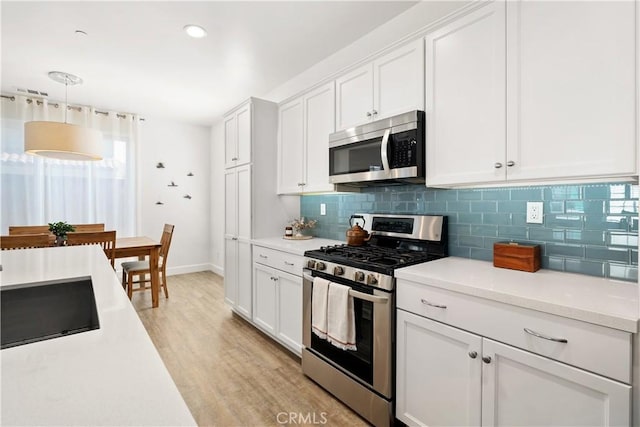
304,273,389,305
349,289,389,304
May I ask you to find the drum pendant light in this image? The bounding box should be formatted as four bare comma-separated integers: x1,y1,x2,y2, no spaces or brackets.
24,71,103,161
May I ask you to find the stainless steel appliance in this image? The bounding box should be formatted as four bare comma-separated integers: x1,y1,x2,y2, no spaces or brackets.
302,214,447,426
329,110,425,186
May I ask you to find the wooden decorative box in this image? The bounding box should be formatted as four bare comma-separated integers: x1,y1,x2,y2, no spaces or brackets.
493,242,541,272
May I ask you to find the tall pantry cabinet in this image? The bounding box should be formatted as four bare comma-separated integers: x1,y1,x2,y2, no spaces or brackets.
223,98,296,320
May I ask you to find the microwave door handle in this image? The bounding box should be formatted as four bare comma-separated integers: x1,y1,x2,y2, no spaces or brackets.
380,128,391,174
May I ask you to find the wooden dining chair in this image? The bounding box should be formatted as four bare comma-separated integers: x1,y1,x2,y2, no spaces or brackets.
122,224,174,300
9,223,105,235
1,234,54,250
8,225,50,235
66,230,117,268
71,223,105,232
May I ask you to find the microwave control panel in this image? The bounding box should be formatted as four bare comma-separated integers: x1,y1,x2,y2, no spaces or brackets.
390,130,418,168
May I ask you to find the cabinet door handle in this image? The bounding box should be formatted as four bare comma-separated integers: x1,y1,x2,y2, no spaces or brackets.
231,237,238,241
284,261,295,266
366,111,372,118
372,110,378,116
259,254,268,259
506,160,515,167
231,157,238,161
494,162,503,169
420,298,447,309
482,356,492,364
468,351,477,359
524,328,568,343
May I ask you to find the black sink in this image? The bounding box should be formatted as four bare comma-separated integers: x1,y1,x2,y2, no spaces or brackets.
1,276,100,349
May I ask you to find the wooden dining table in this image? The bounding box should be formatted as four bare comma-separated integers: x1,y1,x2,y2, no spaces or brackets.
115,236,162,308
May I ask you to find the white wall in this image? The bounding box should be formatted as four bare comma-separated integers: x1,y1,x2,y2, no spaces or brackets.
138,117,211,275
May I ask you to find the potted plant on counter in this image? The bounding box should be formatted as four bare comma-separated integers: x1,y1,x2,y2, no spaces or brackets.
48,221,75,246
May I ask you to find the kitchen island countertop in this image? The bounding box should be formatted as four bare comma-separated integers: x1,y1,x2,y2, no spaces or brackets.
0,245,196,426
396,257,639,333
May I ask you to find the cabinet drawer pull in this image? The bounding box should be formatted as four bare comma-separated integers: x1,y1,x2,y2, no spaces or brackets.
506,160,515,167
468,351,477,359
231,237,238,241
284,261,295,266
259,254,268,259
420,298,447,309
494,162,503,169
482,356,492,364
524,328,568,343
231,157,238,161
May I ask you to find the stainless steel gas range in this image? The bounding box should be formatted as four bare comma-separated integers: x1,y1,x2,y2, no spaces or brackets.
301,213,448,427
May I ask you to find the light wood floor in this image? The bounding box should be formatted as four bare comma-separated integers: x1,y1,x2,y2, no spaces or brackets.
131,271,368,427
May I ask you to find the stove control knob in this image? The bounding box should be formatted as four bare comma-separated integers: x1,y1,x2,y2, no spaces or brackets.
316,262,326,271
334,266,345,276
307,260,317,269
354,271,365,282
366,274,378,285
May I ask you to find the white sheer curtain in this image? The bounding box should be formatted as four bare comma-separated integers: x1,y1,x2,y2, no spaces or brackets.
0,95,137,236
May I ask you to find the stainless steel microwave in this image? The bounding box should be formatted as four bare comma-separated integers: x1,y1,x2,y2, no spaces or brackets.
328,110,425,186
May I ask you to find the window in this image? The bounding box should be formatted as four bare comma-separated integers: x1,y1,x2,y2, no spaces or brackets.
0,96,137,236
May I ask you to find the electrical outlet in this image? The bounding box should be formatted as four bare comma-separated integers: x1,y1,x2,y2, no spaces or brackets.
320,203,326,216
526,202,544,224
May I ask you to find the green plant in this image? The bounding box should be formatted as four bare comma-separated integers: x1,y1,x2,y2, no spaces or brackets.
48,221,75,237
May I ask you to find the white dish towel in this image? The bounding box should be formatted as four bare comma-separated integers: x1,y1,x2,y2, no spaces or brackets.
312,277,330,339
327,282,357,351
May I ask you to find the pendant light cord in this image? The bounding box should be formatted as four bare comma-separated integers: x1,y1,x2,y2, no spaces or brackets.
64,75,68,124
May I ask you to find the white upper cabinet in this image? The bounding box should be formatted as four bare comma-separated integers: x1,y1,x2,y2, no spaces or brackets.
505,0,636,181
336,39,424,131
303,83,335,193
277,98,304,194
425,0,637,187
335,64,373,131
278,82,335,194
373,39,425,121
224,101,251,169
425,1,506,186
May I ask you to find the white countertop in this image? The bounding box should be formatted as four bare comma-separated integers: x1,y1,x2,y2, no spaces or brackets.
0,246,196,426
395,257,640,333
251,236,344,256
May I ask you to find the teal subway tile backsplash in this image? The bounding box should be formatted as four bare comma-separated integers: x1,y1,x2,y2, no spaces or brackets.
300,183,638,282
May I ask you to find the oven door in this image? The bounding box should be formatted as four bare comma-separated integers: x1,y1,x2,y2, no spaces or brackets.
302,269,394,399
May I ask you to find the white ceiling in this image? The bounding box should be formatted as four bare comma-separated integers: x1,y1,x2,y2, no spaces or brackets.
1,1,418,126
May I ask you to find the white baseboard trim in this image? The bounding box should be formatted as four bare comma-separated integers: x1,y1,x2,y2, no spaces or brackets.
115,263,223,279
166,263,212,276
209,263,224,276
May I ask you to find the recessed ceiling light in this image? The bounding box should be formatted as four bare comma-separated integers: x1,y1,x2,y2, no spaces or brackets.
183,24,207,39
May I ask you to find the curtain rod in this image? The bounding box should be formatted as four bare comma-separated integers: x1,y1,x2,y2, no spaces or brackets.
0,94,145,121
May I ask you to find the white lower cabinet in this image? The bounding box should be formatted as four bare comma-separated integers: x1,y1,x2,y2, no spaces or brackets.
253,263,277,335
482,339,631,427
396,310,482,426
396,298,632,426
252,246,303,355
224,238,252,319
